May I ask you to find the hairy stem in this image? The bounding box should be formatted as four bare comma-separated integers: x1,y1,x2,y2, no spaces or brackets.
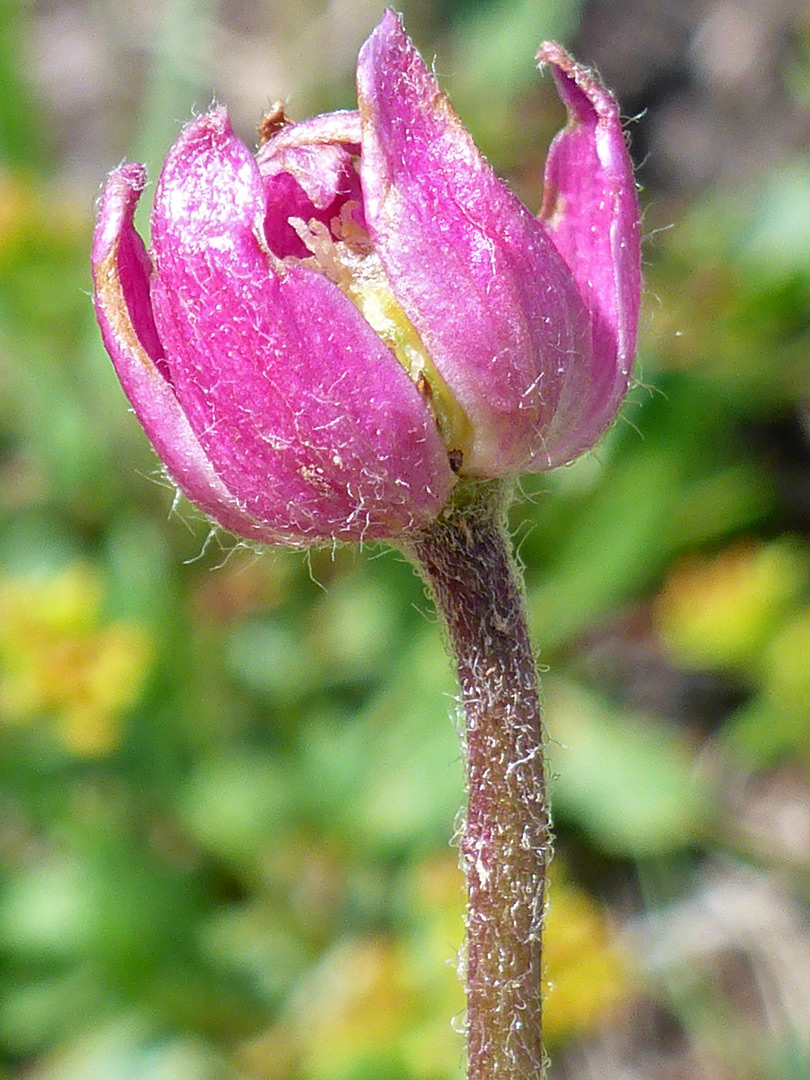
402,480,550,1080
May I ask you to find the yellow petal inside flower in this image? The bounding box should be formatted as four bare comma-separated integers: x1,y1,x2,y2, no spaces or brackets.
289,208,472,473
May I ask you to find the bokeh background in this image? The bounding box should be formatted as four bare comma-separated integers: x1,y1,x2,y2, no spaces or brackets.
3,0,810,1076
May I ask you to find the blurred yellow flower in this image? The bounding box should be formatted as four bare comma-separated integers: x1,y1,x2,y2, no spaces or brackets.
240,854,465,1080
0,170,84,260
400,853,465,1079
653,538,808,674
239,850,635,1079
0,173,37,255
543,873,634,1046
239,934,411,1080
0,563,153,755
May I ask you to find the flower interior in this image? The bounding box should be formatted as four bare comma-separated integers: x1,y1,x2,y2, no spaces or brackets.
259,133,473,473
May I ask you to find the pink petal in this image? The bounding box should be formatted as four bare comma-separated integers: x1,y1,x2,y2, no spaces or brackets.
91,165,284,542
357,11,596,475
256,111,364,259
149,108,452,543
258,109,361,155
537,43,642,464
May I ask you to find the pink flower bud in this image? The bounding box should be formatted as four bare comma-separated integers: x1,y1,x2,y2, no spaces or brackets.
92,10,640,546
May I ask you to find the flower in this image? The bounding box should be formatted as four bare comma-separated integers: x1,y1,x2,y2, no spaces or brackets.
92,10,640,547
0,564,153,756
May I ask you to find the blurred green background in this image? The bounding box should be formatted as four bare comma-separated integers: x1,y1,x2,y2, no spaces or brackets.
3,0,810,1077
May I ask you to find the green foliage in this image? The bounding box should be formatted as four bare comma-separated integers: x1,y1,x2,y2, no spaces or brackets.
546,679,709,857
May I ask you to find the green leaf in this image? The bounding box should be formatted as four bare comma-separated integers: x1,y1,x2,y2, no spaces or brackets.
546,678,710,856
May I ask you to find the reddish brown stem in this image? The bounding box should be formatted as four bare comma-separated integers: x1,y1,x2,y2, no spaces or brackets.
404,480,550,1080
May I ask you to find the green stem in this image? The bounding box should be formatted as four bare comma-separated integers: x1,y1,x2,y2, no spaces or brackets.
402,480,550,1080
